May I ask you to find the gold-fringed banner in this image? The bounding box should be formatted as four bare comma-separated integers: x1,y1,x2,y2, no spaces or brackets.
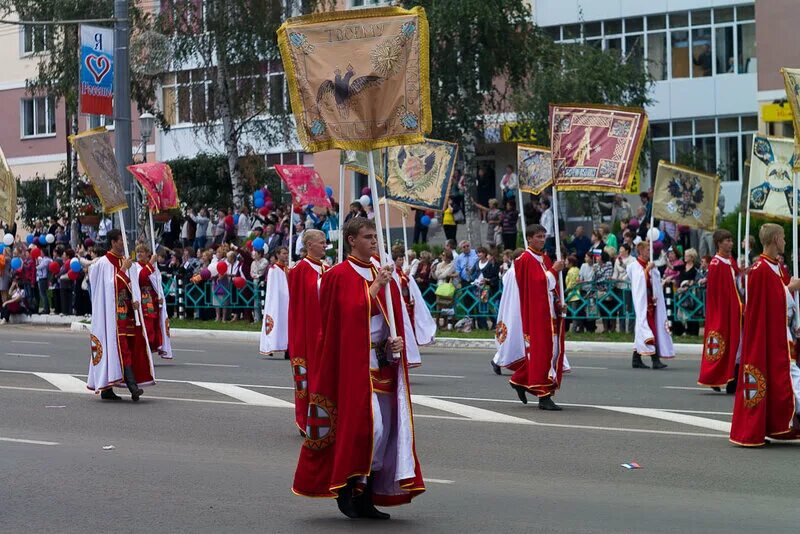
277,6,431,153
384,139,457,212
516,144,552,195
652,161,720,230
781,67,800,167
747,135,797,221
68,128,127,214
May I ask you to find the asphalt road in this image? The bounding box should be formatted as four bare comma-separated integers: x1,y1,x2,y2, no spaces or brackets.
0,326,798,533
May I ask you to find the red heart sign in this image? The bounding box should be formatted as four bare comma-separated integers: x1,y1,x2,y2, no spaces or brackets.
85,54,111,83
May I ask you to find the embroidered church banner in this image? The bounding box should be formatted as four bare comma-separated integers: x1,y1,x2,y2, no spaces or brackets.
127,162,180,213
549,104,648,192
781,67,800,166
384,139,457,211
68,127,127,213
275,165,332,208
0,145,16,225
277,6,431,153
340,149,384,181
516,145,552,195
652,161,720,230
747,135,798,221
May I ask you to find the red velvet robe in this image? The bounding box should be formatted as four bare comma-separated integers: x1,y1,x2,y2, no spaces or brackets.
293,258,425,506
730,255,798,446
137,261,163,351
698,255,742,388
287,257,327,433
508,248,566,398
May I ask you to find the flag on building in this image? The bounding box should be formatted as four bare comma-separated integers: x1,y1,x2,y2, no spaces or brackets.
781,67,800,165
652,161,720,230
0,145,16,225
127,162,180,213
340,149,384,181
384,139,458,211
275,165,332,208
549,104,648,192
516,145,552,195
277,6,431,152
747,135,798,221
79,25,114,116
68,128,127,213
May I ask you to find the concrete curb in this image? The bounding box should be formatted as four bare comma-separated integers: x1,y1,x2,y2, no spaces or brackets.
67,322,702,355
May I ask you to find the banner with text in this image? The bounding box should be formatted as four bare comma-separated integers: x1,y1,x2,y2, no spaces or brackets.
80,25,114,116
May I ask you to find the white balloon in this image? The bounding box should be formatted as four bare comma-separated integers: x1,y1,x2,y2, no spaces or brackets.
647,227,660,242
2,233,13,246
429,217,440,227
45,233,55,244
359,194,371,207
209,262,219,277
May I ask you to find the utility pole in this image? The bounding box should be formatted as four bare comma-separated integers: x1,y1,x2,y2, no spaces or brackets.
114,0,134,245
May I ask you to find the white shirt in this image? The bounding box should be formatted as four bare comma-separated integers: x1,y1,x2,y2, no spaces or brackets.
541,208,554,238
98,218,112,237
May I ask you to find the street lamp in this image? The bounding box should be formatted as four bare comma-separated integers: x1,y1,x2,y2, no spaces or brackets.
139,112,155,163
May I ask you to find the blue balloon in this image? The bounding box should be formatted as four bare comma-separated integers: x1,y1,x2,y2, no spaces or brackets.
233,214,240,225
70,259,82,273
39,235,47,245
658,230,666,242
0,244,4,254
10,257,22,270
254,189,265,198
254,197,265,208
26,234,34,245
252,237,265,251
325,186,334,197
421,215,431,227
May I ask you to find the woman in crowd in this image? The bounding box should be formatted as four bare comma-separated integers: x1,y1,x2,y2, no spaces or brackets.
432,250,456,286
0,277,26,324
442,198,458,241
415,251,434,306
564,254,580,332
473,198,503,247
499,200,519,251
675,248,700,336
474,247,499,330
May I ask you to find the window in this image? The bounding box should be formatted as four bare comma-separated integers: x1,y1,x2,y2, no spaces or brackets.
162,69,215,125
21,96,56,138
671,30,690,78
349,0,391,7
21,24,49,55
647,32,667,81
266,152,309,169
87,115,114,130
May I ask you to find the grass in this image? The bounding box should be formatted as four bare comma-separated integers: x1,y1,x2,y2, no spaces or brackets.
168,318,704,344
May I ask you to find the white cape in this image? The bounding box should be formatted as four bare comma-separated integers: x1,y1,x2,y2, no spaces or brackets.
129,262,172,359
407,276,436,346
385,263,422,367
86,256,156,392
627,260,675,358
260,264,289,355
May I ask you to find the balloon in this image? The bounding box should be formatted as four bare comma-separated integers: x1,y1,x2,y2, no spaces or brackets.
420,215,431,226
0,244,4,253
252,237,265,251
68,270,79,281
26,234,34,245
430,217,439,226
361,187,371,196
70,259,82,273
646,227,660,242
658,230,666,242
10,257,22,270
233,276,247,290
258,207,270,217
209,263,219,277
200,268,211,281
84,238,94,248
325,186,334,197
38,235,47,245
265,200,274,209
216,261,228,276
224,215,234,226
254,189,265,199
244,240,253,250
653,240,664,255
233,214,240,225
293,206,303,214
2,233,13,246
359,195,371,207
425,210,435,218
628,218,640,229
254,197,265,208
45,234,55,244
30,247,41,261
48,262,60,275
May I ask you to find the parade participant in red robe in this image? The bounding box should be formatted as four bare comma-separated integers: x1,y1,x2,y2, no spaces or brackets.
288,230,328,435
87,229,154,401
730,223,800,447
134,244,163,353
493,224,567,410
698,230,742,393
293,218,424,520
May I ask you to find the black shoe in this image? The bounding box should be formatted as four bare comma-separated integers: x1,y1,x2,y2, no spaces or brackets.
284,352,290,360
632,351,650,369
510,383,528,404
336,479,360,519
100,388,121,401
711,387,721,392
726,365,739,394
491,361,501,375
123,366,144,401
651,356,667,370
538,396,562,411
354,474,391,520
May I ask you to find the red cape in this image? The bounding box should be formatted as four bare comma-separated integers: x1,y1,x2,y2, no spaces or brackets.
698,256,742,388
509,249,566,397
293,260,425,505
287,258,326,433
730,255,798,446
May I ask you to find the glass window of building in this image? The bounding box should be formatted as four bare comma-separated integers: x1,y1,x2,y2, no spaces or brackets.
691,28,713,77
670,30,690,78
647,32,667,81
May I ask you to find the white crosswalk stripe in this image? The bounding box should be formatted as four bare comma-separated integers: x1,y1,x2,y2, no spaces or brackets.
33,373,92,394
188,381,294,408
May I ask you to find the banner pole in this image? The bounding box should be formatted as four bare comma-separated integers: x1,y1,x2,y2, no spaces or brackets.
793,170,799,329
517,187,527,242
117,210,141,327
383,195,392,260
744,200,751,302
736,211,742,265
367,151,399,356
288,205,294,268
337,159,345,263
148,209,157,254
550,185,566,309
402,212,409,271
649,213,655,262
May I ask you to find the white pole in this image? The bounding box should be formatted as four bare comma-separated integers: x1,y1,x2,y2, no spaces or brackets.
744,201,751,302
383,194,392,260
367,151,399,355
793,170,799,329
337,161,345,263
649,213,655,262
148,209,157,254
402,212,409,271
517,187,527,239
287,206,294,268
736,212,742,265
117,211,140,327
550,186,566,309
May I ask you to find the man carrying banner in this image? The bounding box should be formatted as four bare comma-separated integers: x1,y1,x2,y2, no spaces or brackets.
260,246,290,358
288,230,328,435
493,224,567,410
627,241,673,369
293,217,425,519
131,244,172,359
697,229,742,393
730,223,800,446
87,229,155,401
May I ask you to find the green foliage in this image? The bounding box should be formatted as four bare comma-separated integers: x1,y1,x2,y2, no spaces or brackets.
717,208,798,265
411,242,443,258
16,176,55,228
15,164,97,229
